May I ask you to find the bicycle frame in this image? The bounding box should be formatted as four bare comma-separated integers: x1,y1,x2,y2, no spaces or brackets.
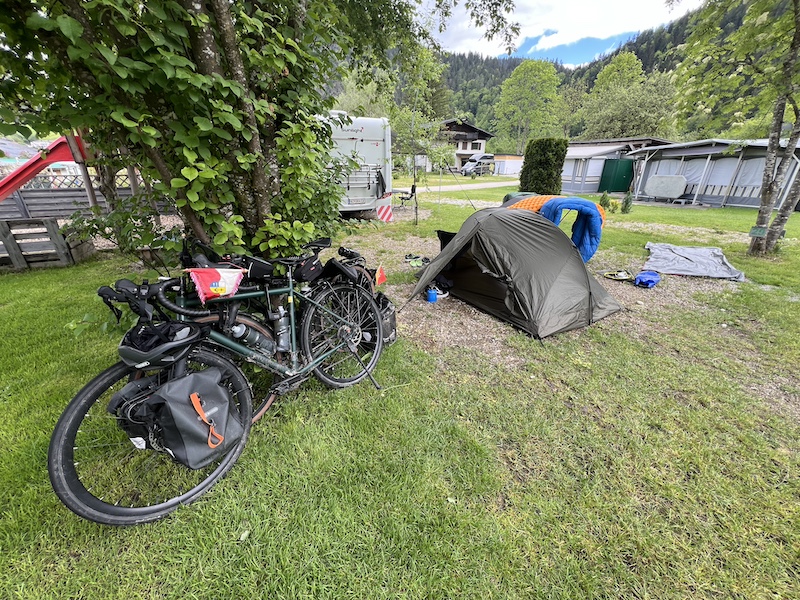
180,270,359,379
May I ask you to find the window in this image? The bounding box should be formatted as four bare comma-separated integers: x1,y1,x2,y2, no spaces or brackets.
471,142,481,150
461,142,469,150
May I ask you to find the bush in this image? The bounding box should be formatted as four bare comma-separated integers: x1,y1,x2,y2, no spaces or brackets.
519,138,568,194
598,191,611,210
622,191,633,214
609,199,621,213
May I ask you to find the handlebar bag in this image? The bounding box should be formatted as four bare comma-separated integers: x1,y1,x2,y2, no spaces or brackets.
186,268,245,304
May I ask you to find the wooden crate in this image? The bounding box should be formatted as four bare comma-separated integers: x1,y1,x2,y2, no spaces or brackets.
0,218,95,271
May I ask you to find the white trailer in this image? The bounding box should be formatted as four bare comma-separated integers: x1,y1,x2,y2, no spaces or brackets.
330,112,393,216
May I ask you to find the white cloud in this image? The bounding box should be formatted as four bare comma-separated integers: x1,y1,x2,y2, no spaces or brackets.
434,0,704,56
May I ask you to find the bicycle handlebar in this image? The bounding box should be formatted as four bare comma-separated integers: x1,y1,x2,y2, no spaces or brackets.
99,278,211,320
156,284,211,317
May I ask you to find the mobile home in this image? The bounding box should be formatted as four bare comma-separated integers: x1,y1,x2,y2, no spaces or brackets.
330,113,392,214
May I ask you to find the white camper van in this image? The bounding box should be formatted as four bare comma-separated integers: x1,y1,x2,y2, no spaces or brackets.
330,112,393,214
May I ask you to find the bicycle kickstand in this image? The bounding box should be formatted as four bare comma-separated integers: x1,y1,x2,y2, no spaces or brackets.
346,339,382,390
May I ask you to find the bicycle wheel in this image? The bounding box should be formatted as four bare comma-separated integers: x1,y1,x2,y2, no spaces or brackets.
300,283,384,389
194,314,282,423
48,348,252,526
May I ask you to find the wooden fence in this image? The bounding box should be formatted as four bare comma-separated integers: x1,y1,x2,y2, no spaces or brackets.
0,218,95,271
0,187,131,221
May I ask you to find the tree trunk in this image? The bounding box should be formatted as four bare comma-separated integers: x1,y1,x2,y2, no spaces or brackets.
208,0,272,232
749,1,800,255
144,146,210,244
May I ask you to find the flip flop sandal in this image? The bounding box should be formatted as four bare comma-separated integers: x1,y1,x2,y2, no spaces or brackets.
404,254,421,262
602,270,634,281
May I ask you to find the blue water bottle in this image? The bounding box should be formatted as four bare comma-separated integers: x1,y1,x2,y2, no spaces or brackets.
426,288,437,303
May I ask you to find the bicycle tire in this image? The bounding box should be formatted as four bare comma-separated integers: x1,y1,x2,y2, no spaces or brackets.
194,314,282,423
48,348,252,526
300,283,384,389
333,264,375,296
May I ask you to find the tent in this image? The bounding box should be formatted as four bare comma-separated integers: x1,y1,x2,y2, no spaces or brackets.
409,207,621,339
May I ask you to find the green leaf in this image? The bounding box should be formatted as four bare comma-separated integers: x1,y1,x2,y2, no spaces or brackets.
110,111,138,128
140,126,161,137
170,178,189,188
214,232,229,245
186,190,199,202
56,15,84,44
112,64,130,79
67,45,91,62
181,166,199,180
193,117,213,131
211,127,232,141
183,148,198,162
114,22,137,36
97,45,117,66
25,14,56,31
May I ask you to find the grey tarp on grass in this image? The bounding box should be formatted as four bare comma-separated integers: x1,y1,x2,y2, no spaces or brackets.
408,207,621,339
643,242,745,281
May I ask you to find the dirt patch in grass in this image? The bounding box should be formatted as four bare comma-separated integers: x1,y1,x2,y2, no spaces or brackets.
350,212,800,421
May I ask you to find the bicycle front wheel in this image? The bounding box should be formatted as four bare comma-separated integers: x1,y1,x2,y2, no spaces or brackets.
300,283,384,389
48,348,252,526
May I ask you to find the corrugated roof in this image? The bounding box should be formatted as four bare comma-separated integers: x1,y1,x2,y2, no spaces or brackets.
566,144,628,159
626,138,784,157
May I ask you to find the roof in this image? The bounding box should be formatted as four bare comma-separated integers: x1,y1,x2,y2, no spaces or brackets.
440,119,495,140
627,138,796,158
566,144,629,159
570,136,673,147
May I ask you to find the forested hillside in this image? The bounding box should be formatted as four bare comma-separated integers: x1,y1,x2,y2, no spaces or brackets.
441,3,753,148
442,53,523,131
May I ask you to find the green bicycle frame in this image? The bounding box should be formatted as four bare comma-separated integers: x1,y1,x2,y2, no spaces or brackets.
181,273,359,379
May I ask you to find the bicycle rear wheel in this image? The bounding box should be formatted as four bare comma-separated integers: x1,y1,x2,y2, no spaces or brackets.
48,348,252,526
300,283,383,389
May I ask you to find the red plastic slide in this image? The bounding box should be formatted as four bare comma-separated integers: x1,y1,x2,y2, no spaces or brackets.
0,136,86,202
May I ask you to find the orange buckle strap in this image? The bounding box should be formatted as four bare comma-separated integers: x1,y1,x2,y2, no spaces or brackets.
190,392,225,449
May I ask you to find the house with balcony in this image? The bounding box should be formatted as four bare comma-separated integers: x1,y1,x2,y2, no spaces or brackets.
440,119,495,171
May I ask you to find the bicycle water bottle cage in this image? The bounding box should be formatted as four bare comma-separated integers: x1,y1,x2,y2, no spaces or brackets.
320,258,358,282
118,321,208,368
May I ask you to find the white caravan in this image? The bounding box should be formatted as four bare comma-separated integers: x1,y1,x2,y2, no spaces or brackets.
330,112,392,214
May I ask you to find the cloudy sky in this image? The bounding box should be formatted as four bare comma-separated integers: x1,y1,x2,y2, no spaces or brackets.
432,0,705,67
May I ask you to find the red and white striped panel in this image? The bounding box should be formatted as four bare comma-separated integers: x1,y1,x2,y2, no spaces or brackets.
376,204,393,223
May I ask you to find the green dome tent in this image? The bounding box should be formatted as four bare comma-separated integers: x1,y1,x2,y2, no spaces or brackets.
408,208,621,339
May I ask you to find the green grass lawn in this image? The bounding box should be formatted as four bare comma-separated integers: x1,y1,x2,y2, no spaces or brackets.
1,203,798,599
393,174,519,189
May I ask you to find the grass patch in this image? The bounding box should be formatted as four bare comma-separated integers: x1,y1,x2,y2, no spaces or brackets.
1,205,799,598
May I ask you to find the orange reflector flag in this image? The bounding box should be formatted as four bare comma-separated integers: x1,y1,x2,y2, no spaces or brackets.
375,265,387,286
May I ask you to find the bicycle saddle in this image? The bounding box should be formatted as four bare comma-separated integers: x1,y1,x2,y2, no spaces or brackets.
303,238,332,252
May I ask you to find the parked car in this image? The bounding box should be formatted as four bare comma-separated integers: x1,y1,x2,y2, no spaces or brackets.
461,153,495,176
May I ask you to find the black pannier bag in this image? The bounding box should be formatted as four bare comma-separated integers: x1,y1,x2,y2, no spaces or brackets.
108,367,244,469
154,367,244,469
375,291,397,345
